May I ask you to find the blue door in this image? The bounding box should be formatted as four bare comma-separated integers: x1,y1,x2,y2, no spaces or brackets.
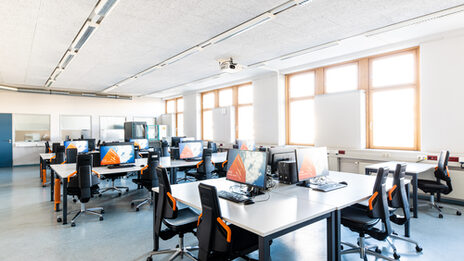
0,114,13,167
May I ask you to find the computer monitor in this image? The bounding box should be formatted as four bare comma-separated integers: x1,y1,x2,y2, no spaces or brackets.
268,147,295,165
85,139,96,151
130,138,149,150
64,140,89,153
226,149,267,189
295,147,329,182
100,143,135,166
171,136,186,147
271,151,296,174
236,140,255,151
179,141,203,159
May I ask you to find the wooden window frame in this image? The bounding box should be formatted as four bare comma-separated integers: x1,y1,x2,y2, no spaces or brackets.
165,97,183,136
285,47,420,151
201,82,253,141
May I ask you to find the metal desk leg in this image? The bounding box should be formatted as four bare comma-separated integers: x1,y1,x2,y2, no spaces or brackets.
62,178,68,225
405,184,411,237
50,170,55,201
153,191,159,251
258,236,271,261
54,178,61,212
412,173,418,218
335,210,341,261
327,211,335,261
170,167,178,184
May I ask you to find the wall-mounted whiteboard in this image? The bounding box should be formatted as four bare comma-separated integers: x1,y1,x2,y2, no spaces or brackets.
212,106,235,144
314,90,366,149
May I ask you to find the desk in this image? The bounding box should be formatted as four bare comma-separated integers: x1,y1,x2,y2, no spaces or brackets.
50,159,147,225
39,153,54,187
365,161,435,218
153,178,338,261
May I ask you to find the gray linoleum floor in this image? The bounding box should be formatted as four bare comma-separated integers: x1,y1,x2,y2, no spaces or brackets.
1,166,464,261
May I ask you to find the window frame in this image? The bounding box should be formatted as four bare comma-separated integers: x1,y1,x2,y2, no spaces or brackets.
165,97,183,136
201,82,253,141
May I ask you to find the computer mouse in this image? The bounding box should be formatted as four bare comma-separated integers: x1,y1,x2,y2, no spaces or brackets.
244,199,255,205
339,181,348,185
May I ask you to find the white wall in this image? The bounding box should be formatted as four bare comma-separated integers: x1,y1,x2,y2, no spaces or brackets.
421,34,464,153
0,90,163,165
183,92,201,139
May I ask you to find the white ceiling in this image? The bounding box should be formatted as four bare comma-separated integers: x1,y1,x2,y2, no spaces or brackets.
1,0,464,97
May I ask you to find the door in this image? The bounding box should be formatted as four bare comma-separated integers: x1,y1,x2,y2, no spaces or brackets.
0,113,13,167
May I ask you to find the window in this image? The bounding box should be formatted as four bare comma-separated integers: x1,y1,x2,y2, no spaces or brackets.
14,114,50,142
165,97,184,136
60,115,91,140
368,49,419,150
100,116,125,142
285,47,420,150
134,117,156,140
201,83,253,140
286,71,316,145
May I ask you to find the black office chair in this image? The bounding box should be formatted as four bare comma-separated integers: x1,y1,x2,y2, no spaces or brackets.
96,139,101,149
52,146,66,165
340,167,396,261
208,141,218,153
65,148,78,164
52,142,60,153
131,152,159,211
197,183,259,261
161,140,170,157
45,141,51,153
147,167,198,261
67,154,103,227
418,150,461,218
181,149,215,183
385,163,422,259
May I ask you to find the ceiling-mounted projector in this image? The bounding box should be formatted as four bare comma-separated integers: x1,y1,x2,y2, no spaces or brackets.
219,58,242,73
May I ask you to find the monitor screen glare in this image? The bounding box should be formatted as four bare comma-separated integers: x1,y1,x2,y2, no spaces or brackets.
100,145,135,165
226,149,267,189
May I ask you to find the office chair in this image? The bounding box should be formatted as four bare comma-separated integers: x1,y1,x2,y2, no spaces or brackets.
96,139,101,149
52,142,60,153
418,150,461,218
147,167,199,261
181,149,214,183
131,152,159,211
65,148,78,164
208,141,218,153
67,154,104,227
99,173,129,197
45,141,51,153
340,167,396,261
384,163,422,259
197,183,259,261
161,140,170,157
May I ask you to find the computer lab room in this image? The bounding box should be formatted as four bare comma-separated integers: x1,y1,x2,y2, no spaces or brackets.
2,0,464,261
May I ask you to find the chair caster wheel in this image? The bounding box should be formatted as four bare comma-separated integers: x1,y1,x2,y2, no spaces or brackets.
57,217,62,223
416,245,423,252
98,194,102,197
99,217,104,221
126,188,129,192
131,202,135,207
146,257,153,261
118,193,122,197
71,222,76,227
101,210,104,214
136,208,140,212
438,206,443,208
375,247,381,254
340,245,344,250
457,211,462,216
393,253,400,259
439,214,443,218
73,199,77,203
392,232,398,236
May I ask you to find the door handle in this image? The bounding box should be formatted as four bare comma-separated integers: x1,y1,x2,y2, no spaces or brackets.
8,139,12,143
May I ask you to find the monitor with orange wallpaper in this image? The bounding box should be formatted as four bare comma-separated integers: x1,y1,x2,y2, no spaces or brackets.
64,140,89,153
236,140,256,151
179,141,203,159
130,138,149,150
296,147,329,182
100,144,135,166
226,149,267,189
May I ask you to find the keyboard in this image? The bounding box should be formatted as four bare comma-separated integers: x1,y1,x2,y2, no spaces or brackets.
218,190,250,203
107,164,136,169
184,158,201,162
310,182,347,192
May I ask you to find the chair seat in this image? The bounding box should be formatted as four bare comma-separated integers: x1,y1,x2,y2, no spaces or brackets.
417,179,449,194
229,224,259,254
341,205,380,233
132,178,155,190
163,207,198,232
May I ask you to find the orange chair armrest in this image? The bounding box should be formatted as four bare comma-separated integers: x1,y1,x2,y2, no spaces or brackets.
217,217,231,243
368,191,378,211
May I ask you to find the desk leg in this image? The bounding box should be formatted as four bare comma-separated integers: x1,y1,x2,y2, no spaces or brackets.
50,170,55,201
405,184,411,237
54,178,61,212
412,174,418,218
258,236,271,261
153,191,159,251
62,178,68,225
327,211,335,261
39,158,42,180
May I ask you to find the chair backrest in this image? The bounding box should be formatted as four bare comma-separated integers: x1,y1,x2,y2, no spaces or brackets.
65,148,78,164
368,167,391,240
199,149,215,177
208,142,218,153
197,183,230,260
387,163,410,224
96,140,101,148
52,142,60,153
142,152,160,187
154,167,178,237
76,154,93,203
53,146,66,164
435,151,452,193
45,141,50,153
92,152,101,167
161,140,170,157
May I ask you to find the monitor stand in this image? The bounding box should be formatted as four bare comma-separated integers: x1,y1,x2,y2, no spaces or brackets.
244,185,265,197
297,177,328,188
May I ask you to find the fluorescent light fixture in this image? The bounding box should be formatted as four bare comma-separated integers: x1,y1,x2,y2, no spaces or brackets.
296,0,313,6
164,47,202,65
45,79,54,88
106,95,118,98
279,41,340,60
82,93,97,97
60,53,75,69
102,85,118,93
50,90,70,95
365,4,464,37
74,26,97,49
211,13,274,44
18,88,51,94
0,85,18,91
95,0,118,16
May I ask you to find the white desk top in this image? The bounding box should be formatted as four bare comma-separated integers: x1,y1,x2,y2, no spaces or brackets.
365,161,435,174
211,152,227,163
40,153,55,160
154,178,335,237
50,158,147,179
159,158,201,168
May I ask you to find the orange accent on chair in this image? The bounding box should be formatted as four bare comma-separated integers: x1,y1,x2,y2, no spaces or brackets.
217,218,231,243
92,170,101,178
368,191,378,211
388,185,397,201
222,160,227,168
61,161,66,164
54,178,61,210
140,165,148,175
446,167,450,177
50,155,56,160
67,171,77,182
197,213,203,226
167,192,176,211
196,160,204,169
42,169,47,185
